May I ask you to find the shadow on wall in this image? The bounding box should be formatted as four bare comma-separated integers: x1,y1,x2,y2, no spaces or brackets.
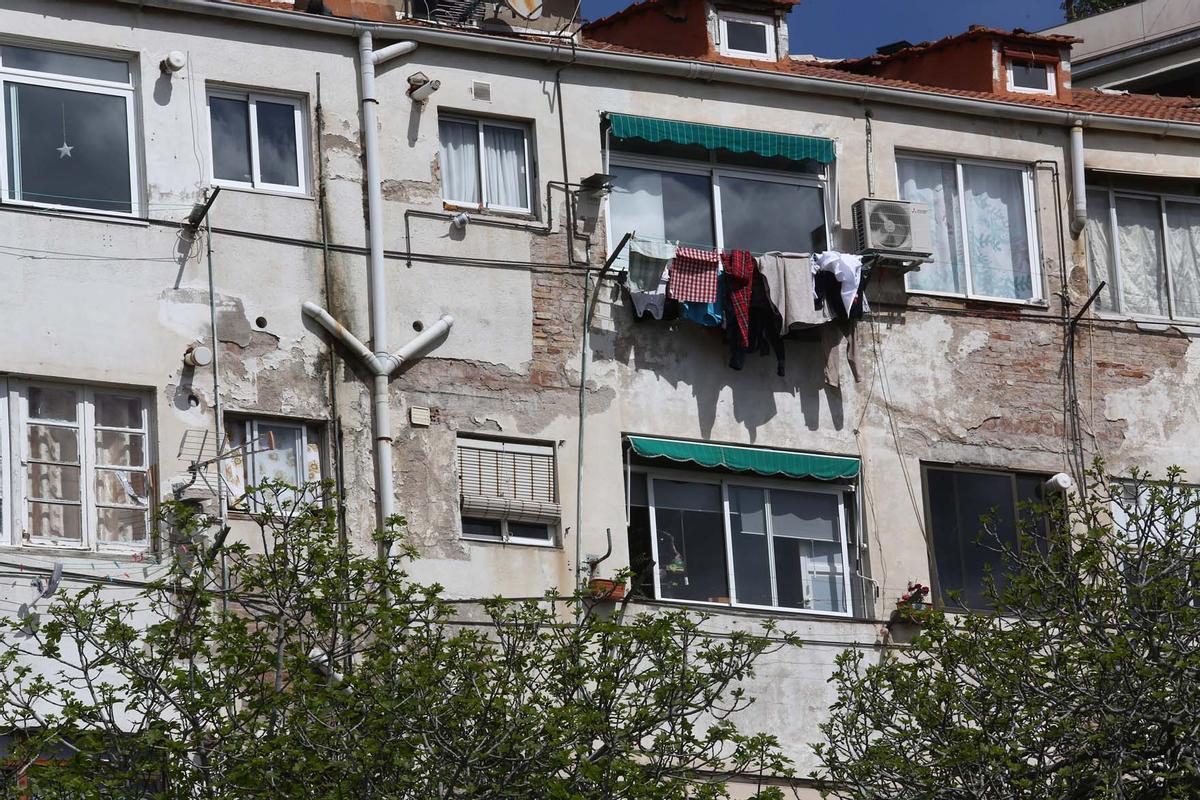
591,284,846,441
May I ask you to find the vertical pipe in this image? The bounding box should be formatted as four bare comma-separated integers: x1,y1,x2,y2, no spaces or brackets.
1069,121,1087,237
204,207,229,613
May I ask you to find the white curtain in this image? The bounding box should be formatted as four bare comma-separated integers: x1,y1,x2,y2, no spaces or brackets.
962,164,1033,300
1115,196,1168,317
1085,188,1118,312
482,124,528,210
1165,201,1200,319
897,157,964,294
438,119,480,205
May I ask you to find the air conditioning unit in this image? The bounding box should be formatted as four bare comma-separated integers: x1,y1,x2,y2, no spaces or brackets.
852,198,934,262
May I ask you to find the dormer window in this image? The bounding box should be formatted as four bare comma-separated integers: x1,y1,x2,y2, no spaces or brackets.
717,12,776,61
1006,59,1055,95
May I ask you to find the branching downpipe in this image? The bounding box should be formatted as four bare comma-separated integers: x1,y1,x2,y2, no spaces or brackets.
1069,120,1087,237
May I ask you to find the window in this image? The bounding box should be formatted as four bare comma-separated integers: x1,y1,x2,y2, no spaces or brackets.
1,379,152,552
207,89,306,193
1006,60,1055,95
897,154,1042,302
627,470,854,615
923,466,1047,609
438,116,532,213
0,44,137,215
717,12,776,61
456,437,559,545
607,153,827,261
224,417,324,510
1085,186,1200,321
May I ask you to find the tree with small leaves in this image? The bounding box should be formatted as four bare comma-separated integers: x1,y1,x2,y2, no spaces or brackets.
0,481,800,800
1062,0,1140,22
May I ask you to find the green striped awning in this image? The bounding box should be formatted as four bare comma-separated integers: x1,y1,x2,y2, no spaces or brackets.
606,113,836,164
627,436,859,481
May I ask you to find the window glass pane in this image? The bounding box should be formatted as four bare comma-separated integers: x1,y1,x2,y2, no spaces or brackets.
962,164,1034,299
729,486,771,606
94,394,142,428
770,489,839,541
725,20,769,53
463,517,502,539
898,157,965,294
95,470,149,507
1010,62,1048,90
719,176,824,253
27,425,79,463
210,95,252,183
28,502,82,543
95,430,145,468
97,507,149,544
609,164,714,249
927,468,1018,609
1086,188,1118,312
1,46,129,83
629,471,648,507
5,83,132,213
774,538,845,612
252,424,302,485
440,119,481,205
653,479,727,603
1115,195,1168,317
256,99,300,187
627,503,654,596
482,124,528,209
508,521,552,541
1165,201,1200,319
28,386,78,422
27,464,81,502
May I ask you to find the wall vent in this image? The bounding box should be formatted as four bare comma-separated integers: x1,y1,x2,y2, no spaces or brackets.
471,80,492,102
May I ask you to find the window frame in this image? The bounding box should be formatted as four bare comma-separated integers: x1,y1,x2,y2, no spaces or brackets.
438,114,534,214
896,152,1044,304
226,415,324,512
206,87,308,195
456,435,559,548
716,11,777,61
5,379,153,554
0,43,140,218
605,150,829,258
1087,185,1200,324
631,465,854,618
1005,60,1055,95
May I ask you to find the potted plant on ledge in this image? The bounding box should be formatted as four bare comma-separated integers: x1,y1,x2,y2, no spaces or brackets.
889,581,933,626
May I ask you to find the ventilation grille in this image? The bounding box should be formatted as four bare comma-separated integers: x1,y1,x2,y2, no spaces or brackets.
471,80,492,102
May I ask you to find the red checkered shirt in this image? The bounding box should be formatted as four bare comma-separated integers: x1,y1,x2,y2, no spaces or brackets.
722,250,755,349
668,247,720,304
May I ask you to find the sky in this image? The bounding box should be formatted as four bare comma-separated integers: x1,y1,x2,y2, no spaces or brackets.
580,0,1069,59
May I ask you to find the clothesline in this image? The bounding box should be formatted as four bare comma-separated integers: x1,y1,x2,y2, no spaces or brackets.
619,232,813,260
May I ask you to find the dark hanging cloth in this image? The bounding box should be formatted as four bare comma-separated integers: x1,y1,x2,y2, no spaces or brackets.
721,250,755,348
815,262,874,321
727,270,786,376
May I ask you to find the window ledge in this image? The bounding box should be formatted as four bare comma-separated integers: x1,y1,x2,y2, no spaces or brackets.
210,183,314,201
635,596,865,623
461,535,560,549
905,289,1051,310
0,201,150,227
0,545,159,565
442,200,538,222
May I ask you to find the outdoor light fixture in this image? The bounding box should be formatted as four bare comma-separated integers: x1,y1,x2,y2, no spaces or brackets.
407,71,441,103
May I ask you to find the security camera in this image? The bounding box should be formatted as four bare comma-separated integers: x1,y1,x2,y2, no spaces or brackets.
160,50,187,74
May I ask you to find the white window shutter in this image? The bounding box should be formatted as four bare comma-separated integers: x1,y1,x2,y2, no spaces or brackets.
457,438,558,523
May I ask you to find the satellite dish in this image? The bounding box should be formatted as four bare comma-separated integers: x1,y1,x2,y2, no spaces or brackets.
503,0,542,20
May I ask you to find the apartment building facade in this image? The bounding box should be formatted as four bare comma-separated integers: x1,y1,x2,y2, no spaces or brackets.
4,0,1200,792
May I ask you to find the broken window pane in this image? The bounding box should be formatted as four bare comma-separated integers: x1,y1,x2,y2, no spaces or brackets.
4,82,132,213
210,95,252,183
256,99,299,187
95,470,149,507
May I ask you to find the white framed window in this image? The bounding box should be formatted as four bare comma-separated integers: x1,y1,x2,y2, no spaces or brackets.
224,417,324,511
627,469,854,616
0,43,139,216
606,152,827,262
456,436,559,546
897,154,1042,302
716,12,777,61
207,89,307,193
1006,60,1055,95
1085,186,1200,322
438,115,533,213
3,380,152,552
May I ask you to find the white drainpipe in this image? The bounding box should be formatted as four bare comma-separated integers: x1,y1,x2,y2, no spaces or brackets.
1069,120,1088,237
305,33,454,553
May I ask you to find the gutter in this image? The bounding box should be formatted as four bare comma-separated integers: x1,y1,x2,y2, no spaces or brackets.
115,0,1200,140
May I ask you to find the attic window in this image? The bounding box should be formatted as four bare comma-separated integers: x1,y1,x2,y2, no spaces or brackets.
717,12,776,61
1006,60,1055,95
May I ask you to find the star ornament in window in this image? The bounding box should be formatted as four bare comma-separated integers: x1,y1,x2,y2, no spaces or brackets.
57,142,73,158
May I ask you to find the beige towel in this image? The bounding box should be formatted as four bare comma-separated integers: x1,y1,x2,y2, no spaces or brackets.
756,252,829,334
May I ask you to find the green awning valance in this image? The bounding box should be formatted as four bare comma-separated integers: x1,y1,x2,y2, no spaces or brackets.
627,436,859,481
606,113,836,164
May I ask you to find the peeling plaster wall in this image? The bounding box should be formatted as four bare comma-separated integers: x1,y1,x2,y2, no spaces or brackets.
5,0,1200,778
